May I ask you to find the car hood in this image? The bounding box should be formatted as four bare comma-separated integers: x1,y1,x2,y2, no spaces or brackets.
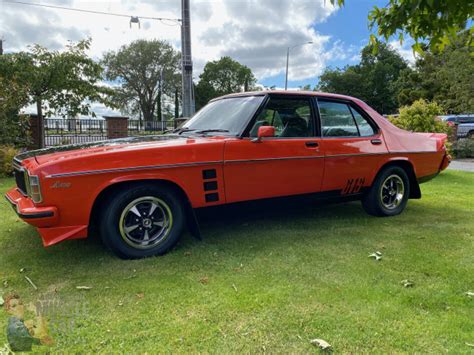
16,135,216,166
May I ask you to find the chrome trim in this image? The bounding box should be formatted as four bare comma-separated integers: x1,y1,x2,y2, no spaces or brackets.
225,156,324,164
46,161,223,178
45,150,439,179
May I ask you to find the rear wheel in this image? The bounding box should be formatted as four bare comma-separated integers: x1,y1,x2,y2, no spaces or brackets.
100,184,185,259
362,166,410,217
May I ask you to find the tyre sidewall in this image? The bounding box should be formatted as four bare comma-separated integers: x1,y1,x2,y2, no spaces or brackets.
375,166,410,216
100,184,185,259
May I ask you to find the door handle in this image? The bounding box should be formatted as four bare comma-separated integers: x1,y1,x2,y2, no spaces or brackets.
371,139,382,145
305,141,319,148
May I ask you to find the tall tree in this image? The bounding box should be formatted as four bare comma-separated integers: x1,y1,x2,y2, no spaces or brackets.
396,31,474,114
102,40,181,122
1,38,109,147
331,0,473,54
195,56,256,110
317,42,408,114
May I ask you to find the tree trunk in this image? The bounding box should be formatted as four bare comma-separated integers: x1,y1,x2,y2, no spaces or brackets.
36,98,44,148
174,88,179,118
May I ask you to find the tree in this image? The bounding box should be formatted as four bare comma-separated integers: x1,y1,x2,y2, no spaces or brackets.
317,42,408,114
195,56,256,109
330,0,473,54
0,38,109,147
396,31,474,114
102,40,181,122
0,73,30,147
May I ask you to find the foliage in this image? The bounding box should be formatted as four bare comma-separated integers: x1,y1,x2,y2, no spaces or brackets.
452,139,474,159
0,146,19,176
331,0,473,54
388,99,449,133
317,42,408,114
0,170,473,352
1,39,110,147
195,56,257,110
0,74,30,147
396,31,474,114
102,40,181,122
2,39,110,118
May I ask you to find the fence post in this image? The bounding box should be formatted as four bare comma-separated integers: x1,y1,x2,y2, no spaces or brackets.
28,114,42,150
104,116,129,139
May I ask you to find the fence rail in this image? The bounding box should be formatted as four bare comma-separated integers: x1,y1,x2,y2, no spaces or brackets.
43,118,177,147
44,118,107,146
128,120,176,135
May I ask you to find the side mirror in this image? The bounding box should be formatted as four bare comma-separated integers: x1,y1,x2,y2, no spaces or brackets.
252,126,275,142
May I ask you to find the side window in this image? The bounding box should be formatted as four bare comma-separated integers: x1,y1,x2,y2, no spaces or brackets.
318,100,358,137
350,107,375,136
249,97,313,137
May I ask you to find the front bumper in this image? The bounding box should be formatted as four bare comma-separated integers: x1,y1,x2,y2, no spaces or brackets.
5,188,59,227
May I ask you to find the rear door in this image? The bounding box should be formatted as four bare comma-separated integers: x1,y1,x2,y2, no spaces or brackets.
224,95,324,203
317,98,389,195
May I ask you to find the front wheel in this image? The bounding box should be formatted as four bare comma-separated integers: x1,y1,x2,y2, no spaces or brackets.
100,184,185,259
362,166,410,217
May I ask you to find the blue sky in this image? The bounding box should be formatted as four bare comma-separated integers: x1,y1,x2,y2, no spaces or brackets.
260,0,388,89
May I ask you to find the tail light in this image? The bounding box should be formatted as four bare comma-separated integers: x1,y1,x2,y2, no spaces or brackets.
28,175,43,203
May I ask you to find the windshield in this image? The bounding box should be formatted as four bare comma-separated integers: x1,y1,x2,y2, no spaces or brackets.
182,96,264,135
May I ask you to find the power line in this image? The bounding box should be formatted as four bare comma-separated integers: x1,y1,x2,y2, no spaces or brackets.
4,0,182,24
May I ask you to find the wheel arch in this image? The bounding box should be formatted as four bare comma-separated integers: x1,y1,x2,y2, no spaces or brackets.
88,178,201,239
375,159,421,199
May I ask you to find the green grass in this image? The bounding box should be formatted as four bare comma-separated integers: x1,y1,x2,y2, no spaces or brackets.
0,170,473,353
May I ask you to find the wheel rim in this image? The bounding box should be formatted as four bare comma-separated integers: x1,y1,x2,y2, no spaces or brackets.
119,196,173,249
380,174,405,210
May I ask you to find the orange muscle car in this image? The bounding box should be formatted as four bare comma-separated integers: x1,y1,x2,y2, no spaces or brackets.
5,91,451,258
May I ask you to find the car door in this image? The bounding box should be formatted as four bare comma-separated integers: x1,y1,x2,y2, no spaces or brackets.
223,95,324,203
317,98,389,195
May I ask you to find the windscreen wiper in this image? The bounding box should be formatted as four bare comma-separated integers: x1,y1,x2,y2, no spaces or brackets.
174,127,197,135
194,129,230,134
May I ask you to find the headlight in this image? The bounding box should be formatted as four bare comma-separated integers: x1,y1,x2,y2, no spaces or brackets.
28,175,42,203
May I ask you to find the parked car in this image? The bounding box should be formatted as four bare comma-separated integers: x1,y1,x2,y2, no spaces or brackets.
6,91,451,259
440,114,474,125
457,123,474,139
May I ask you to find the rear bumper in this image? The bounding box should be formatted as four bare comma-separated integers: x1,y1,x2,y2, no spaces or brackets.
5,188,59,227
439,153,451,172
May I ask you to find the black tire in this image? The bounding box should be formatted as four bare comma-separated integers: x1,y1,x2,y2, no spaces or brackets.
99,183,185,259
362,166,410,217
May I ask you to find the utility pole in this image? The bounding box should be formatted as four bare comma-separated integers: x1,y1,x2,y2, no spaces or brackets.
181,0,195,117
0,39,3,55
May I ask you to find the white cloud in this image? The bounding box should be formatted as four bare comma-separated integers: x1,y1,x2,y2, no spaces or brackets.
1,0,340,80
388,40,417,65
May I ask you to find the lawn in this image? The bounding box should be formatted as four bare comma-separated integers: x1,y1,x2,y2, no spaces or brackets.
0,170,473,353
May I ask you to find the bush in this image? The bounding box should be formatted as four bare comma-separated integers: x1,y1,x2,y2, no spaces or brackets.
0,146,19,176
389,99,450,134
452,139,474,159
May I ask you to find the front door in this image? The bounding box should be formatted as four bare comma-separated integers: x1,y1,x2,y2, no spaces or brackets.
224,95,324,203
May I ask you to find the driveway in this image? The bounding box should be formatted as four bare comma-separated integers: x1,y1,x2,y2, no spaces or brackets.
448,159,474,172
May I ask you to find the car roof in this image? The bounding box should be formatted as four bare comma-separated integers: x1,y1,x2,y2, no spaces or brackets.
213,90,360,102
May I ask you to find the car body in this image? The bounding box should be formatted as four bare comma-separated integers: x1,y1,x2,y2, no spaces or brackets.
6,91,451,258
457,123,474,139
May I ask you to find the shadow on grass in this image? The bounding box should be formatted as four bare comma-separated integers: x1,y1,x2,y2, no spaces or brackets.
4,192,469,271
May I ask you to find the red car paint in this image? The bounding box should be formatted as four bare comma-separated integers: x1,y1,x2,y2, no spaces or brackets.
5,91,449,247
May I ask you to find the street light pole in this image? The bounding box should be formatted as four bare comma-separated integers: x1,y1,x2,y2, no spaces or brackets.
181,0,195,118
284,47,290,90
284,41,313,90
